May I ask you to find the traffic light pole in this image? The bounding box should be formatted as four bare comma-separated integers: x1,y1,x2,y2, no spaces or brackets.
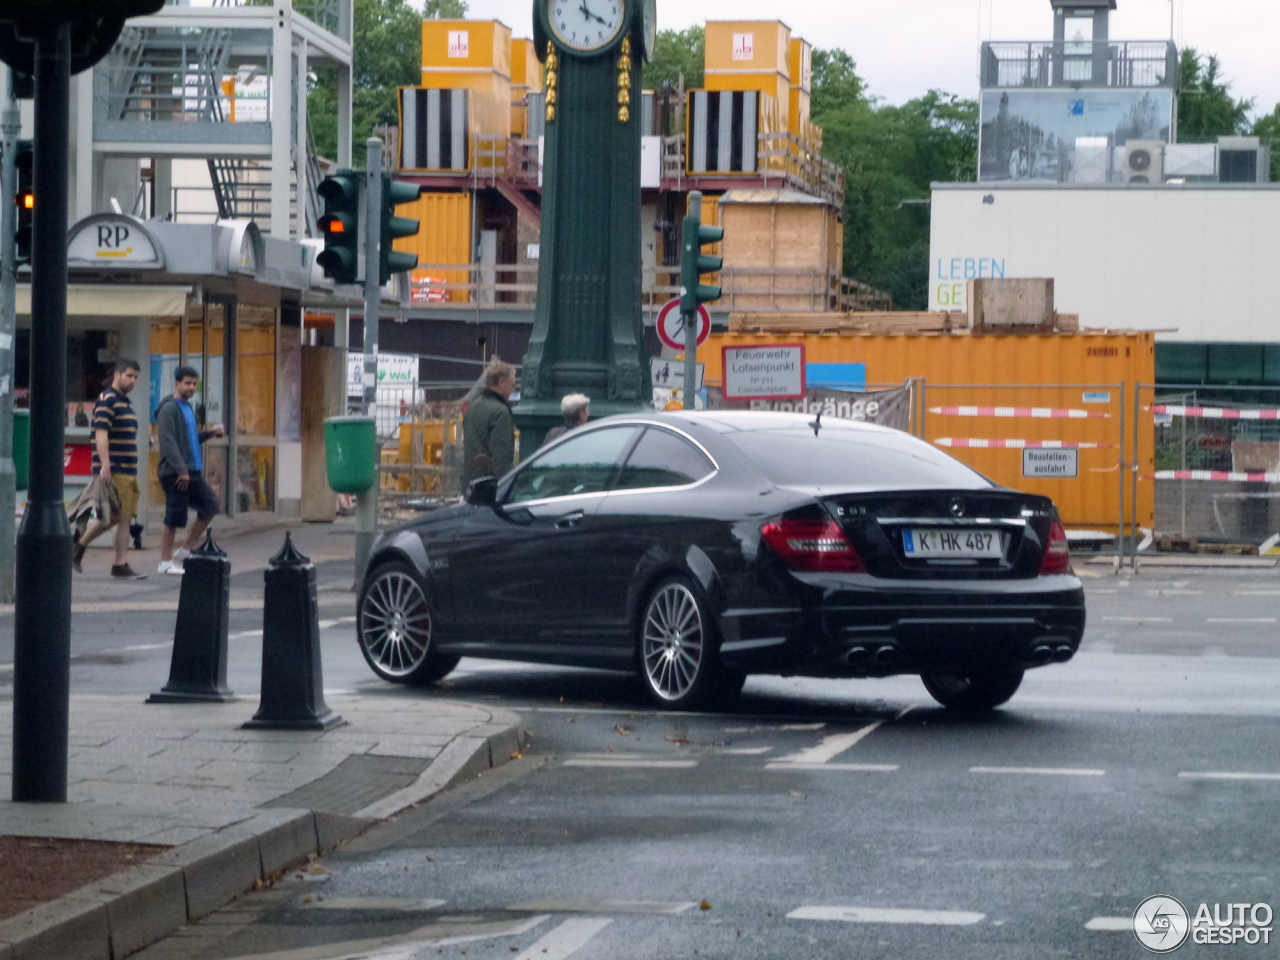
682,312,697,411
13,23,73,802
0,73,20,603
355,138,383,583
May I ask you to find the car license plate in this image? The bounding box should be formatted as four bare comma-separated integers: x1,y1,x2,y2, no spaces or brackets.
903,529,1003,559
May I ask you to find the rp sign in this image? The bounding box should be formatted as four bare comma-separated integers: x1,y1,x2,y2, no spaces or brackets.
656,298,711,351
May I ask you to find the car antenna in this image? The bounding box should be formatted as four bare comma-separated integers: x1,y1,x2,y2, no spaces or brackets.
808,411,822,436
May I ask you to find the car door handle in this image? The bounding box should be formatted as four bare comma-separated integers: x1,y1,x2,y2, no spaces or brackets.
554,510,585,529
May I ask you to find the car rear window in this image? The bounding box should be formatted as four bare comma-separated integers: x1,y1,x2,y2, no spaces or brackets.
724,427,992,489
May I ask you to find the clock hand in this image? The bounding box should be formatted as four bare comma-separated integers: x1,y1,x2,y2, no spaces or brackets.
578,0,607,24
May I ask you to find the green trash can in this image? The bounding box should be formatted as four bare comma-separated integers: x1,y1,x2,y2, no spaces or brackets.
12,409,29,490
323,416,377,494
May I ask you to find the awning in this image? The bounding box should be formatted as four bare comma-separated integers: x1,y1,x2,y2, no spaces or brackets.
16,284,191,318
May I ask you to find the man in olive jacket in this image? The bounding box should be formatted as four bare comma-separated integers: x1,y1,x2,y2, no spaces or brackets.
462,360,516,485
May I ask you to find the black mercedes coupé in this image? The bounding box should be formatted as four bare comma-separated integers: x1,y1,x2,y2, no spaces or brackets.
356,411,1086,711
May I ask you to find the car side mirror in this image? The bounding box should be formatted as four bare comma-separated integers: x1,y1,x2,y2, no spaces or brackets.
466,475,498,507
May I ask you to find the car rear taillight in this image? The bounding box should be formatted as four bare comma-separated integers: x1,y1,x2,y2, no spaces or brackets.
760,518,867,573
1039,519,1071,575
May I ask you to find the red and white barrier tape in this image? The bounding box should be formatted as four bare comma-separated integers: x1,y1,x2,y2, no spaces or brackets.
1147,405,1280,420
1150,470,1280,483
934,438,1109,449
929,406,1109,419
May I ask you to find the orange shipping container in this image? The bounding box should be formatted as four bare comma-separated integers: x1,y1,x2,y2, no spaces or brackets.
395,192,472,304
702,330,1156,532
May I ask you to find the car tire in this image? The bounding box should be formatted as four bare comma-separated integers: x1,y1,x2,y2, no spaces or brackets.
920,667,1025,712
358,561,460,685
636,574,729,709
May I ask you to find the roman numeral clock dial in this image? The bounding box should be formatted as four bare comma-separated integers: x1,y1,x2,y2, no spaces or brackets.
548,0,624,52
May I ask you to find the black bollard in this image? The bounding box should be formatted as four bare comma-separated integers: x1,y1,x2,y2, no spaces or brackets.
242,533,343,731
147,530,236,703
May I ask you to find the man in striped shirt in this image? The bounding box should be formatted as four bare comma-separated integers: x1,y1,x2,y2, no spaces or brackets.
72,358,146,579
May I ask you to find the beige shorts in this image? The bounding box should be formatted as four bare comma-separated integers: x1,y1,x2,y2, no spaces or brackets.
112,474,139,520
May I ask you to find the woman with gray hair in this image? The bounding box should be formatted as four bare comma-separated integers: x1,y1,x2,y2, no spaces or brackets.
542,393,590,445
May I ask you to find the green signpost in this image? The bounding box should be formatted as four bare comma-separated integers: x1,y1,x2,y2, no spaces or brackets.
514,0,659,452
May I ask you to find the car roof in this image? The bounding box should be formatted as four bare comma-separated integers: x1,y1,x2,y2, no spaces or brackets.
602,410,901,436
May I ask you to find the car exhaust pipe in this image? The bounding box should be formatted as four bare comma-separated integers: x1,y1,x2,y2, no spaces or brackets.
1053,644,1075,663
844,645,870,666
1029,644,1054,666
873,645,899,667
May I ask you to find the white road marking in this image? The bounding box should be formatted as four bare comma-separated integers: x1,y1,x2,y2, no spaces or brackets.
217,915,550,960
0,663,12,673
510,898,696,915
1178,771,1280,781
765,762,898,772
512,918,613,960
894,706,915,722
1101,617,1172,623
563,758,696,769
788,906,984,926
1146,589,1203,595
771,722,883,765
721,747,773,755
1232,590,1280,595
1086,917,1133,931
1088,589,1120,594
780,722,828,730
297,897,446,911
1206,618,1277,623
970,766,1105,776
230,629,263,639
0,596,352,615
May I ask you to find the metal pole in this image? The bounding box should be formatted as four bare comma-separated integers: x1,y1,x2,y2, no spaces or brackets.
0,70,20,603
355,138,382,583
682,312,696,411
1116,381,1125,574
13,23,73,803
1131,379,1141,566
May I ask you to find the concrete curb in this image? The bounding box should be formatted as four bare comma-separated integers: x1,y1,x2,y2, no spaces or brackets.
0,718,524,960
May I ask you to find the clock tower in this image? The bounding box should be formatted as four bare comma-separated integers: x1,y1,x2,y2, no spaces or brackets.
514,0,657,452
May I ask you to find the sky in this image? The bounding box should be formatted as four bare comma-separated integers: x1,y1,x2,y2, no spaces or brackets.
435,0,1280,115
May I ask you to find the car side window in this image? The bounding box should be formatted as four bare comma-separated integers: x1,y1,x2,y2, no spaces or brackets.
613,427,715,491
506,426,639,504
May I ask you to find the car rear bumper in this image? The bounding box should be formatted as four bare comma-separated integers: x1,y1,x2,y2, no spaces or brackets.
717,573,1086,678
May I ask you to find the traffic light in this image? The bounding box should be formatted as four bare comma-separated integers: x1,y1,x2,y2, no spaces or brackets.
14,140,33,265
315,171,361,284
379,175,422,284
680,191,724,315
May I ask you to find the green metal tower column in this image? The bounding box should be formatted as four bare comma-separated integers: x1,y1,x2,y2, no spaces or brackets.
515,0,655,453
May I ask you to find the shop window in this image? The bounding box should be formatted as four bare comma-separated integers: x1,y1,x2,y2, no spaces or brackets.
1206,344,1264,386
1154,343,1207,385
236,446,274,513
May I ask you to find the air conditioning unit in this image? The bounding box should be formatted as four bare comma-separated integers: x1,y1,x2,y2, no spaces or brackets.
1072,136,1110,184
1164,143,1217,180
1218,136,1269,183
1123,140,1164,184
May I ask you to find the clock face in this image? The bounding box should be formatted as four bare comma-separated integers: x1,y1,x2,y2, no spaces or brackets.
547,0,625,52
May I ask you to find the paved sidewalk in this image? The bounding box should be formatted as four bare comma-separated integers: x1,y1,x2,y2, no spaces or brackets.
0,515,528,959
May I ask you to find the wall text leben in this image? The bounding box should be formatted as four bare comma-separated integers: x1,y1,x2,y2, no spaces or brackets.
933,257,1007,309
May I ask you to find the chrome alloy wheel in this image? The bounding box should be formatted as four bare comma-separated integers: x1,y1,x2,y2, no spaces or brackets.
642,582,705,701
360,570,433,678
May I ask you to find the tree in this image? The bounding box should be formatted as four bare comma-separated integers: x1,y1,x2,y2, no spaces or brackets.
1252,105,1280,181
646,26,704,91
809,47,977,310
309,0,467,165
1176,48,1252,141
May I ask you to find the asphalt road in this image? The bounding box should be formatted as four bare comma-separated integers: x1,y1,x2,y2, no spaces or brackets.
7,562,1280,958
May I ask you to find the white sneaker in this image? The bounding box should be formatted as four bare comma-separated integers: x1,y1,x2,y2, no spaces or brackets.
158,559,184,575
173,548,191,562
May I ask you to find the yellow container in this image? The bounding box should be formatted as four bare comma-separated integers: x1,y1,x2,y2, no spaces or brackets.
421,20,511,77
702,330,1156,532
509,38,543,138
394,192,472,303
789,38,812,92
704,22,791,121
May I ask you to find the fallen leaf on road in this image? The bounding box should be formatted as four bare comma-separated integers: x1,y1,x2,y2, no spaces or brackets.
511,751,523,760
700,900,713,911
664,736,696,745
307,865,328,875
613,725,632,735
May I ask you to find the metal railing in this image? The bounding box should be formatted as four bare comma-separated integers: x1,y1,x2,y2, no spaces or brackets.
980,40,1178,90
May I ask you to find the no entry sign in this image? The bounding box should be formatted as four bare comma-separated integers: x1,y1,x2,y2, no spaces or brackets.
656,298,711,351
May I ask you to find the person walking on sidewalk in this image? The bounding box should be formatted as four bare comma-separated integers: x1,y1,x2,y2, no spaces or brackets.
156,366,225,575
462,360,517,485
72,359,147,579
541,393,590,447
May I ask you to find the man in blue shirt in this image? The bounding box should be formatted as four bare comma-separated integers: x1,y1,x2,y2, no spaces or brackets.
155,366,225,575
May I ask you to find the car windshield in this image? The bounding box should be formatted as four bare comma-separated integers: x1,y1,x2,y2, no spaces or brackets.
723,426,992,490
